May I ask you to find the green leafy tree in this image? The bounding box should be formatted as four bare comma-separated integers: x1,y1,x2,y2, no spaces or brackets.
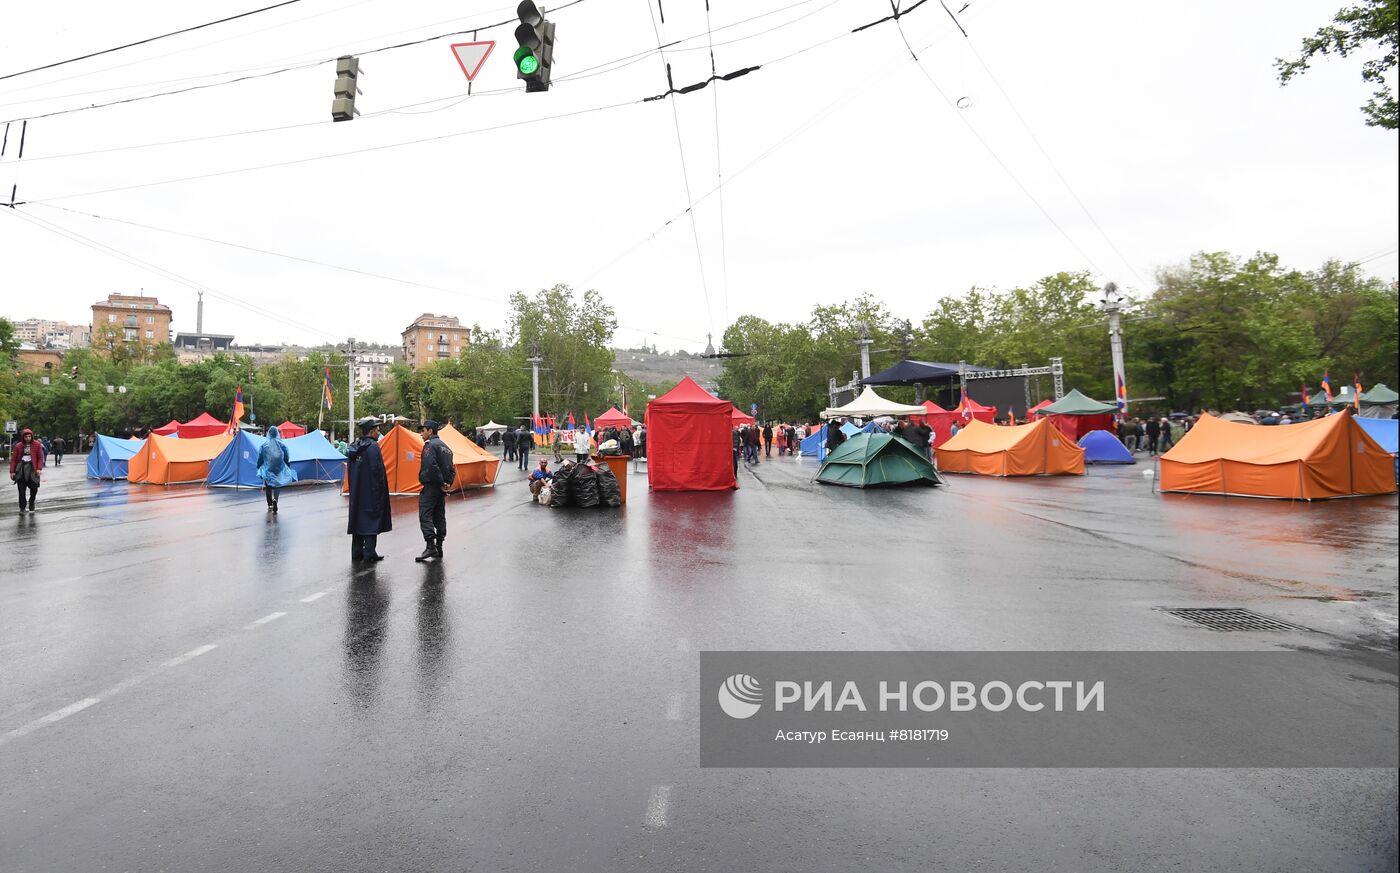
1276,0,1399,129
508,284,618,419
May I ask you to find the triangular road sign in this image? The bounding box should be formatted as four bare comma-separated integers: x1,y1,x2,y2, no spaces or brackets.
450,41,495,82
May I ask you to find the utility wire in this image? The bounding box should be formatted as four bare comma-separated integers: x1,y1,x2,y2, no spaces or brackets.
2,207,343,342
16,98,642,204
0,0,591,124
705,0,732,328
895,18,1107,276
0,0,309,83
644,0,714,334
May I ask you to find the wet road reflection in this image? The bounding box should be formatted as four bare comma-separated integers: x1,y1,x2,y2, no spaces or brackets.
343,567,390,708
416,563,450,704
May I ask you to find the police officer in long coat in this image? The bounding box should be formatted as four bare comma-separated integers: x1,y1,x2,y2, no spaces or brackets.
347,418,391,561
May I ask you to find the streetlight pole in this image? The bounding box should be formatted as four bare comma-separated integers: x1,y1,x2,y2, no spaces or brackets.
347,338,357,435
1098,283,1127,415
856,322,873,382
527,341,543,419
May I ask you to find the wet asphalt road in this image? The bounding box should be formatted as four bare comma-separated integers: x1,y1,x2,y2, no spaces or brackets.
1,451,1396,872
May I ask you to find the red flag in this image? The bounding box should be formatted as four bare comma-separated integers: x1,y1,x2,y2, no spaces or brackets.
584,412,592,432
567,412,575,428
228,385,244,433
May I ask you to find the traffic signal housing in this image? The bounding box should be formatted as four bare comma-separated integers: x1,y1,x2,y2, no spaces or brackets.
332,56,361,121
513,1,555,92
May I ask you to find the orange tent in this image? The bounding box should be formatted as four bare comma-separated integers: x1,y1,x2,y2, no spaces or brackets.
127,432,233,484
360,424,424,495
439,424,502,490
1157,411,1396,500
935,418,1085,476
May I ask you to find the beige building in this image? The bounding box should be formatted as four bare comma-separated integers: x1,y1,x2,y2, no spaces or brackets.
12,318,88,349
401,314,469,370
355,352,394,390
91,294,172,347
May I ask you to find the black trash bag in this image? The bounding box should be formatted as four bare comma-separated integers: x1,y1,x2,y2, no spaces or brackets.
550,465,575,508
596,463,622,507
573,464,600,508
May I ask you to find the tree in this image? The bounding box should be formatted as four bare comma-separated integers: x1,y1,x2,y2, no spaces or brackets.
414,328,528,427
508,284,617,419
1276,0,1399,129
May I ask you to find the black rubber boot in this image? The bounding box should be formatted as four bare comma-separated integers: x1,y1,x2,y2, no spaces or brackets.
415,540,438,563
434,537,445,559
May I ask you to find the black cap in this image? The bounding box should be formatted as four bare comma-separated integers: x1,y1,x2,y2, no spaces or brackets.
421,419,440,432
358,417,380,433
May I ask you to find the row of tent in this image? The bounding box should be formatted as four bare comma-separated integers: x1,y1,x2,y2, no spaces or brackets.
151,414,310,440
89,424,501,492
810,413,1398,500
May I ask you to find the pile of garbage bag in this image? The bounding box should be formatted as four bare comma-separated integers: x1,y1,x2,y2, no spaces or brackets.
546,461,621,508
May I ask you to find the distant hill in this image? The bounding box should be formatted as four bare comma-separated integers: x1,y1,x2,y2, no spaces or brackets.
612,348,721,393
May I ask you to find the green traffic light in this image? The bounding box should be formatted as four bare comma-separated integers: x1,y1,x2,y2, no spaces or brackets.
518,54,539,75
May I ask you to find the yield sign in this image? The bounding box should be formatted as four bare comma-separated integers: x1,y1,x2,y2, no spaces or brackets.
450,41,495,82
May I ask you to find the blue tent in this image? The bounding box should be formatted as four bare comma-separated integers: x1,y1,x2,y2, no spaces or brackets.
1357,417,1397,454
1078,429,1135,464
1357,418,1398,482
800,422,878,461
207,430,347,488
87,435,143,479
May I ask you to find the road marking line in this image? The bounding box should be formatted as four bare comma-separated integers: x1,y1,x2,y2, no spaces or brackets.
644,785,672,829
163,644,217,667
245,611,286,629
0,697,101,748
666,693,684,721
299,591,328,603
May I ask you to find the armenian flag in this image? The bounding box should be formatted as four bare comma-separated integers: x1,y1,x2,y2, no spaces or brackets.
229,385,245,434
1321,371,1332,403
322,366,333,411
1354,373,1363,411
1115,372,1128,414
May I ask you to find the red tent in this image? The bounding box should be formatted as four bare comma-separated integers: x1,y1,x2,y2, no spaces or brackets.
275,420,307,438
1028,400,1053,417
730,405,755,425
911,401,959,448
953,395,997,424
152,419,181,436
646,377,737,491
594,406,632,430
178,412,229,439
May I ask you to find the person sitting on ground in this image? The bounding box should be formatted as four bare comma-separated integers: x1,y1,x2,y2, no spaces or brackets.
529,458,552,502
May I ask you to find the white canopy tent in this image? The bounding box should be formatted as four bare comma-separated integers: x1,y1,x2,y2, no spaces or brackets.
477,420,509,434
820,386,927,420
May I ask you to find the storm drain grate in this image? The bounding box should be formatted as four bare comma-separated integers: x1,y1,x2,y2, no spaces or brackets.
1155,607,1312,632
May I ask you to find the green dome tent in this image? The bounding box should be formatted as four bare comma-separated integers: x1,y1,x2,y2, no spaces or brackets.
815,433,946,488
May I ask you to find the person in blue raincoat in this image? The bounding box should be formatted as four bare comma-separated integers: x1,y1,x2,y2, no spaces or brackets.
346,418,391,561
256,425,298,513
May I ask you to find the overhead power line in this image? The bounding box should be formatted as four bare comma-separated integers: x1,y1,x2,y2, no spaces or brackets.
0,0,309,84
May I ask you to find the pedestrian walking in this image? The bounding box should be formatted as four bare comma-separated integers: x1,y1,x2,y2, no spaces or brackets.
744,424,761,464
1145,417,1162,455
1158,417,1175,452
517,424,533,471
346,418,391,562
732,427,742,475
503,426,517,463
416,420,455,563
762,423,774,457
51,435,66,467
784,424,797,455
10,428,45,513
257,425,298,513
573,427,590,463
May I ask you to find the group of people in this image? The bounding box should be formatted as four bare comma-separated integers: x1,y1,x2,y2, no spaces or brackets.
1115,416,1180,455
344,417,456,564
504,423,646,470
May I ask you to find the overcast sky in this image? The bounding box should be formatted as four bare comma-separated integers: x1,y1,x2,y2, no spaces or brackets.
1,0,1396,352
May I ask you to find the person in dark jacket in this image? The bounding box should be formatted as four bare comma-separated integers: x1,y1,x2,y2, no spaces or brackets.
50,435,66,467
346,419,391,561
826,420,847,453
517,424,532,470
10,428,46,512
1145,417,1162,455
416,420,455,563
912,421,933,459
732,427,742,475
783,424,797,455
618,426,634,457
762,423,774,457
503,427,516,463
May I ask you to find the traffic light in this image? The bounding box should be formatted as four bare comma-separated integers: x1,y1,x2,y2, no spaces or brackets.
513,1,555,92
332,55,362,121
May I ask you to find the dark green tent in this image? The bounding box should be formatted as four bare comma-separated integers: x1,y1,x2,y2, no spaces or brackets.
1361,383,1398,405
1032,388,1119,416
815,433,946,488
